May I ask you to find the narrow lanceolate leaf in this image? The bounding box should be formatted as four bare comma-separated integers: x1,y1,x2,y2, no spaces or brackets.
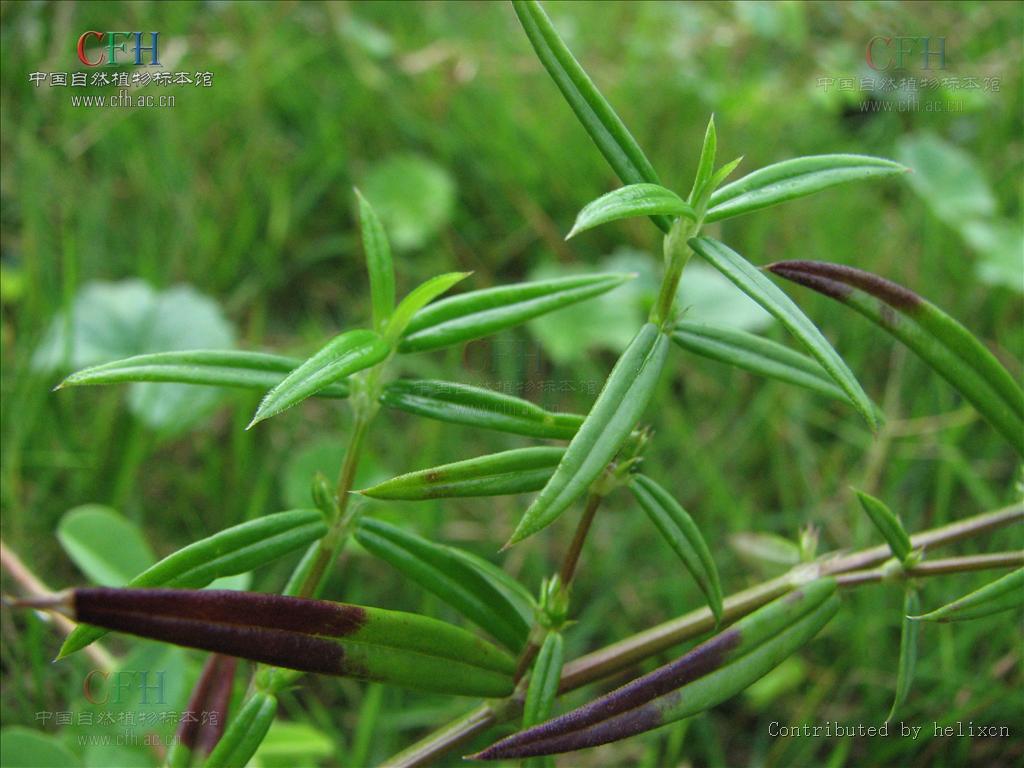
630,475,723,624
705,154,907,223
59,509,327,658
399,274,633,354
249,330,389,427
523,632,565,728
204,692,278,768
57,350,349,398
59,588,517,697
473,579,840,759
511,0,670,233
509,323,670,545
567,185,695,239
690,238,877,430
671,321,851,403
768,260,1024,454
386,272,472,344
911,568,1024,623
688,115,717,205
355,518,531,650
359,447,564,500
381,379,583,439
855,491,913,563
356,188,396,331
887,588,919,723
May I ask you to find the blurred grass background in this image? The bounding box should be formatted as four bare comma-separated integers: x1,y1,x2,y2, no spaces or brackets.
1,1,1022,766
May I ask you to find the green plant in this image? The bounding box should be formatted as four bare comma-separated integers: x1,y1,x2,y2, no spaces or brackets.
4,2,1021,766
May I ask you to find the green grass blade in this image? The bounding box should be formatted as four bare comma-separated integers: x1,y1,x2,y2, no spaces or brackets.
767,260,1024,454
887,588,919,723
705,154,907,223
386,272,472,343
399,273,633,353
910,568,1024,623
630,474,723,624
855,491,914,564
248,330,389,427
511,0,669,232
690,238,877,430
355,188,396,331
355,518,531,650
567,185,694,239
508,323,670,545
358,446,565,500
671,321,851,403
57,350,349,398
381,379,583,439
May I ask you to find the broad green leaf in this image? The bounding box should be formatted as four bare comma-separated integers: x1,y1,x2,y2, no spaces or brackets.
688,115,717,206
249,329,389,427
855,491,913,563
360,154,455,251
59,509,327,658
400,273,633,353
57,350,349,398
386,272,472,344
523,631,565,729
705,154,906,223
380,379,583,439
509,323,669,545
677,265,773,332
887,588,919,723
355,518,530,650
65,587,517,697
474,580,839,758
57,505,156,586
767,260,1024,454
690,237,877,430
961,219,1024,293
910,568,1024,623
895,133,995,221
206,692,278,768
567,185,695,239
511,0,670,232
359,447,564,500
34,280,235,432
672,321,849,402
355,188,396,330
0,727,81,768
629,475,723,624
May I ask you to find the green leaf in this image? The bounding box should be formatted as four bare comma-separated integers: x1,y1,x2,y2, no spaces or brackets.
690,237,877,430
474,579,840,759
887,588,919,723
359,446,564,500
729,532,801,573
355,518,531,650
355,188,396,330
910,568,1024,623
676,265,774,332
65,587,517,697
509,323,669,545
360,154,456,251
57,505,156,587
523,631,565,728
57,349,349,398
895,133,995,221
252,721,334,767
671,321,849,403
59,509,327,658
629,475,723,624
205,692,278,768
386,272,472,344
380,379,583,439
0,727,81,768
855,491,913,563
767,260,1024,454
705,156,744,197
705,154,906,223
511,0,669,233
567,185,695,239
400,273,632,353
249,329,389,427
688,115,717,206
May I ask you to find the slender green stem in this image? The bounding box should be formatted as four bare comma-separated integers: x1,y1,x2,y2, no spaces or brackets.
650,219,695,329
380,503,1022,768
835,551,1024,587
559,493,602,586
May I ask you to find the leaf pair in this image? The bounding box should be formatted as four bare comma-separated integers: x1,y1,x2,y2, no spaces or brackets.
474,579,840,759
768,260,1024,454
56,587,517,697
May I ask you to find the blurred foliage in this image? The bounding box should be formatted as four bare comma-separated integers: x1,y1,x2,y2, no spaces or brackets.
1,2,1021,766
